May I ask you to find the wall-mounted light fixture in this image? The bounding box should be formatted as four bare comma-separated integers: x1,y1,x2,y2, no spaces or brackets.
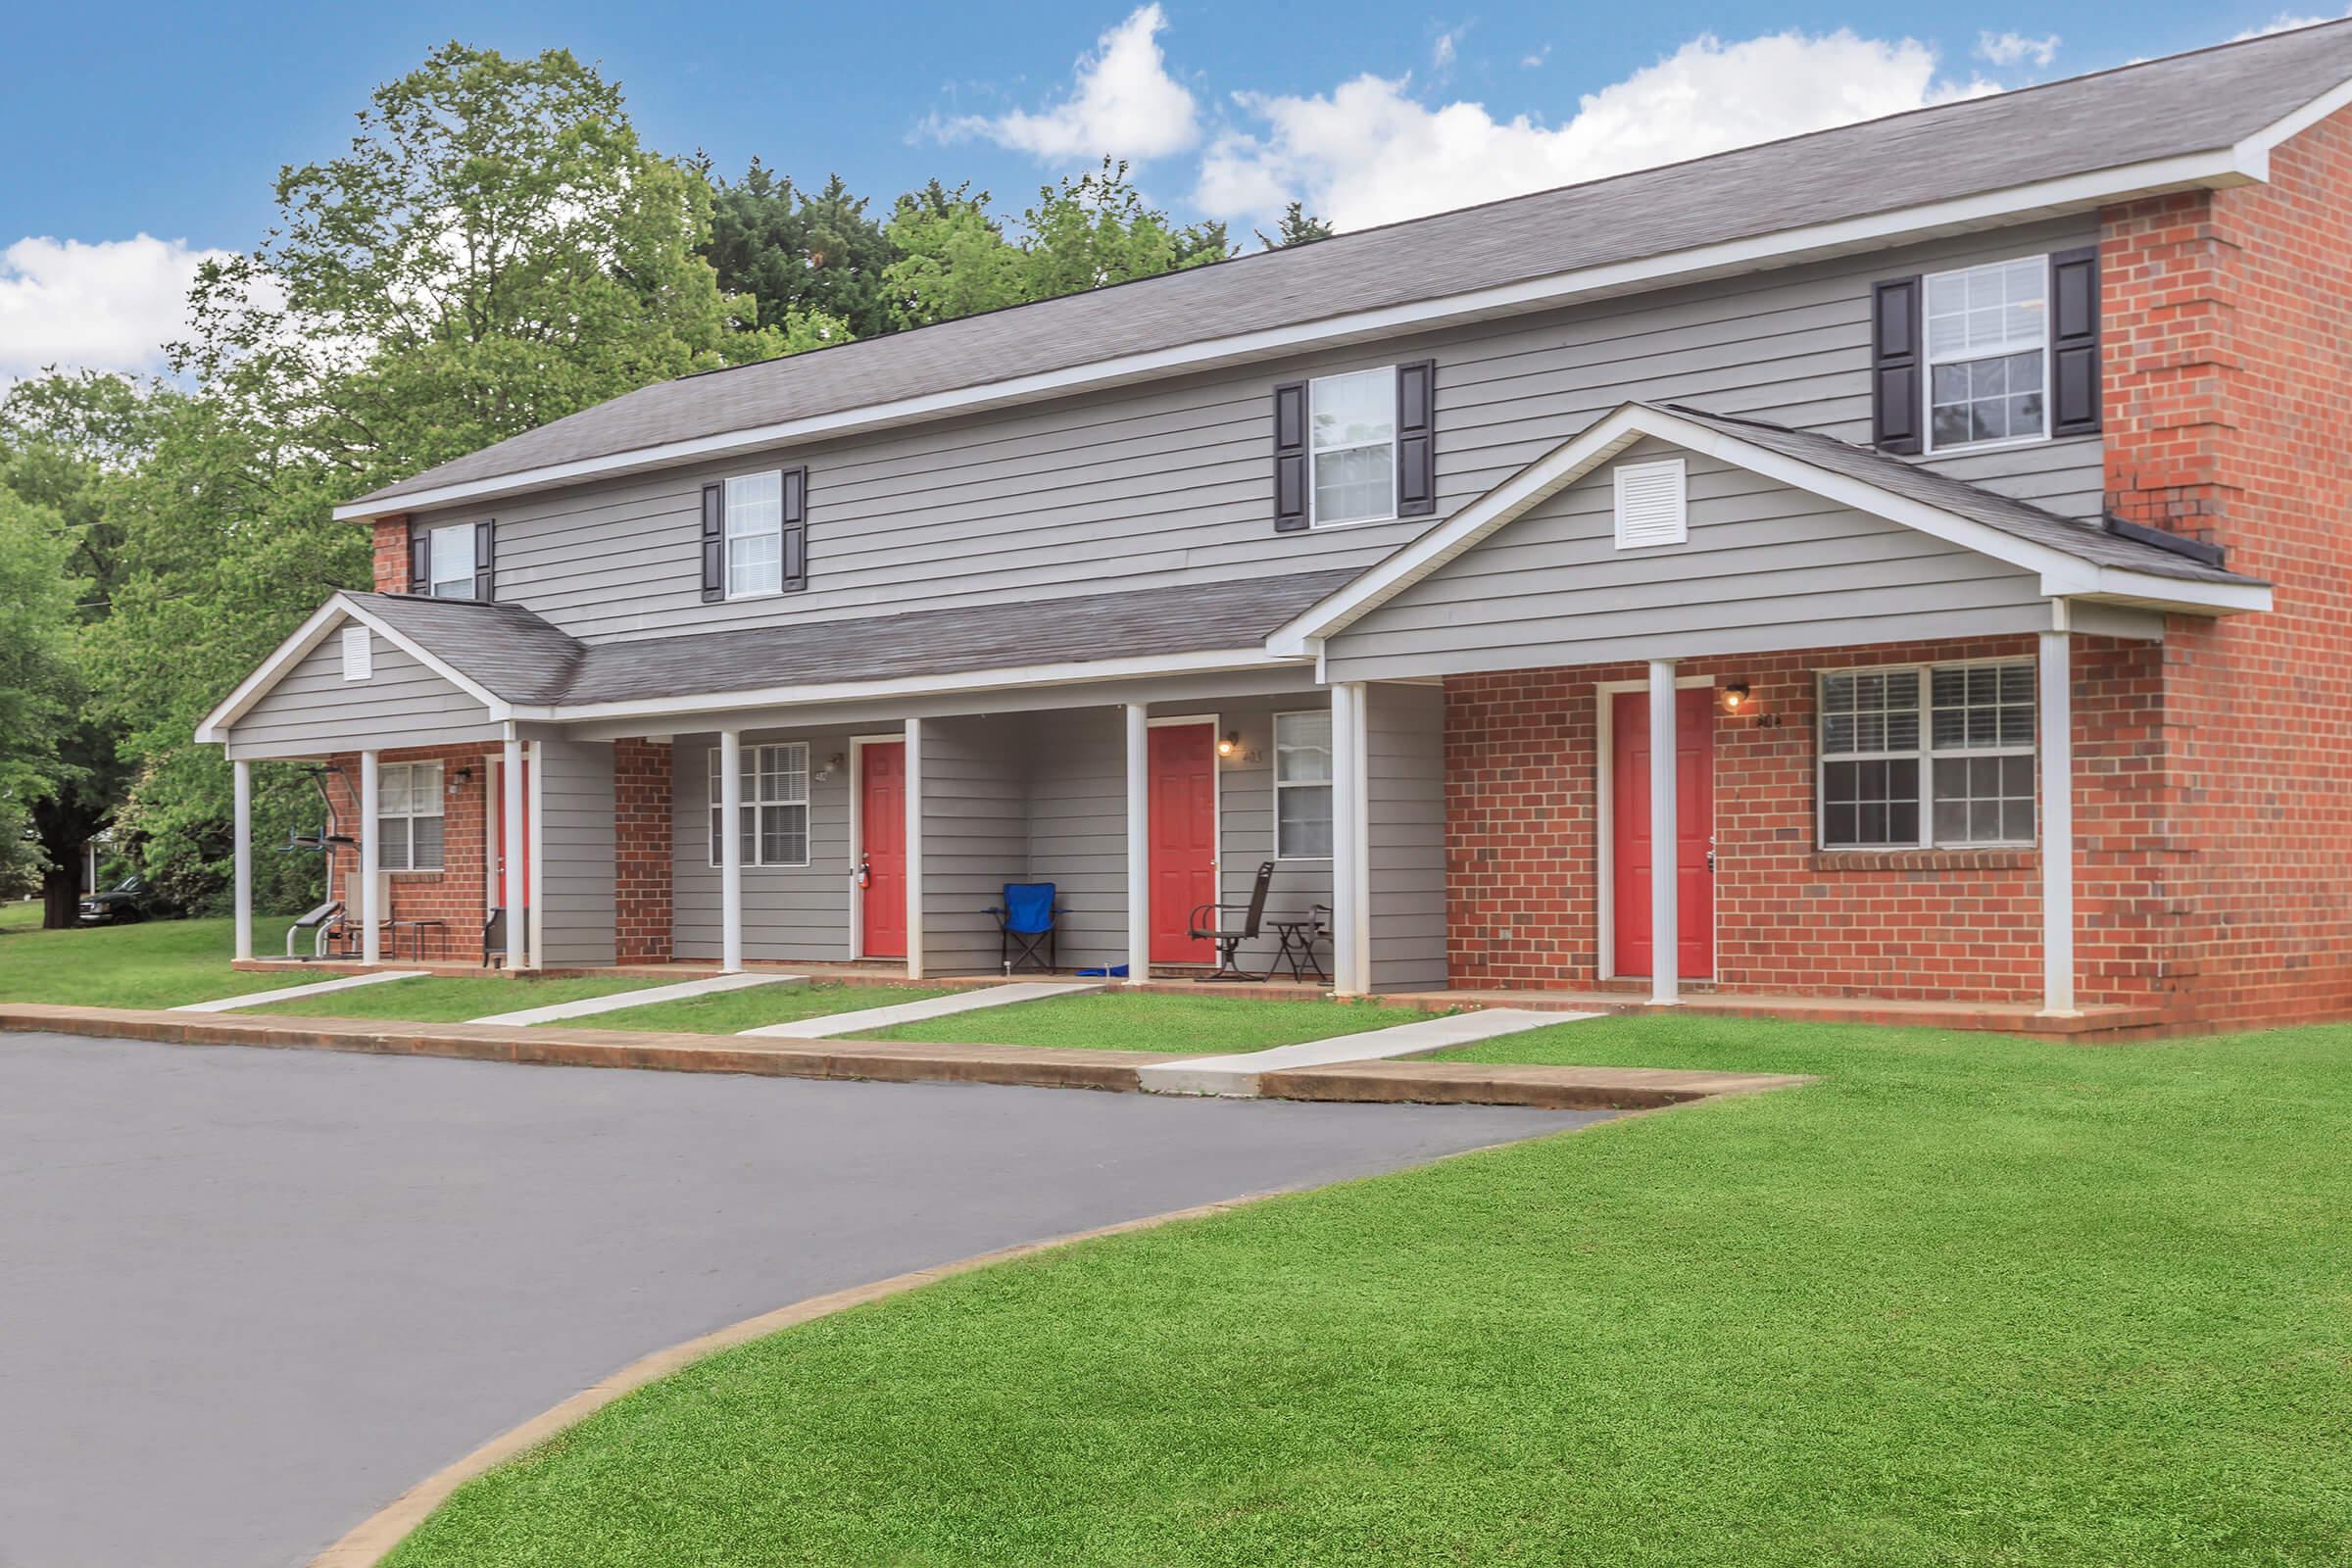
1215,730,1241,759
452,766,473,789
1722,682,1753,714
816,752,846,781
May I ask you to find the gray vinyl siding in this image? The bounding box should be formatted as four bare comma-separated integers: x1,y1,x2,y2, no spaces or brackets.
535,740,615,965
1205,700,1334,973
671,726,868,963
1366,684,1447,992
1021,709,1130,972
919,718,1028,974
444,218,2098,648
1325,438,2050,684
228,630,502,759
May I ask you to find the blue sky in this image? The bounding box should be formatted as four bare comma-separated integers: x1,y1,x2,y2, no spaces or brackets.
0,0,2335,379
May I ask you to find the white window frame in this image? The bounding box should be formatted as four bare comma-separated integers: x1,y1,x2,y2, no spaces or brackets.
1921,254,2051,457
1816,658,2037,851
427,522,475,600
1306,367,1398,529
1272,709,1335,861
376,760,446,872
723,471,786,601
707,742,811,868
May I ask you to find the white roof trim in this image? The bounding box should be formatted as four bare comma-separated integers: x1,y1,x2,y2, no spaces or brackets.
195,595,513,744
334,143,2286,524
2233,66,2352,178
1265,404,2266,654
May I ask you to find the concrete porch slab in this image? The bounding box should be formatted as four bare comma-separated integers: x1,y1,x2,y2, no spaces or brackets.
468,972,805,1027
740,979,1103,1040
1138,1006,1587,1097
171,970,428,1013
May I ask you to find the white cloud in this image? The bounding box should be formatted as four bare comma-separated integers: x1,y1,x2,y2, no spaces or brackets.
936,4,1199,163
1431,26,1463,73
0,234,225,382
1195,29,1990,232
1521,44,1552,69
1977,30,2060,67
2232,9,2345,38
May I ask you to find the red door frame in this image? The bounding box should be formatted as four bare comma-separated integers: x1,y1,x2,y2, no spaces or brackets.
1608,687,1714,980
857,739,907,959
487,752,529,909
1147,718,1220,965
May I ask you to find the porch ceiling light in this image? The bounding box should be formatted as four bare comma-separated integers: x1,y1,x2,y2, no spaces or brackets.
1723,682,1753,713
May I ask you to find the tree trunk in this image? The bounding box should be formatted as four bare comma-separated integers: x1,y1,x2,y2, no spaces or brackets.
41,864,80,930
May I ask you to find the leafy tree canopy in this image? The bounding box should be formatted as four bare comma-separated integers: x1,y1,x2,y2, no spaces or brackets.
705,163,893,341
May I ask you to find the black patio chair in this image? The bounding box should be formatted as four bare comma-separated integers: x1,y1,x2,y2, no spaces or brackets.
1188,859,1275,982
988,882,1060,973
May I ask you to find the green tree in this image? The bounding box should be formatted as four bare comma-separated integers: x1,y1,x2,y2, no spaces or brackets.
0,488,79,914
882,180,1026,328
705,163,893,340
1256,201,1334,249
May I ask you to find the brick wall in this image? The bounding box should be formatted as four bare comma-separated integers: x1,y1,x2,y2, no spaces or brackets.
1445,634,2162,1005
2099,110,2352,1027
614,739,674,961
369,516,409,594
319,743,493,961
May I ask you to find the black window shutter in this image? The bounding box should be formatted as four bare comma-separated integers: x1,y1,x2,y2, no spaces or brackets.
472,520,495,602
780,466,808,593
701,482,726,602
407,521,429,594
1871,275,1923,455
2049,245,2102,437
1395,360,1437,517
1272,381,1308,532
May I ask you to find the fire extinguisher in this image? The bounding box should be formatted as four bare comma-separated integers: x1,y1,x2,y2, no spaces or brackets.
853,855,872,892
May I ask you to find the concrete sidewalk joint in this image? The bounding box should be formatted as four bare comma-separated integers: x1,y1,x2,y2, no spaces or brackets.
469,972,802,1027
172,970,428,1013
739,979,1102,1039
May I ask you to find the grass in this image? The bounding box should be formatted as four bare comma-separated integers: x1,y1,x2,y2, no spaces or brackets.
573,980,954,1034
0,913,310,1009
242,973,670,1023
850,988,1440,1053
385,1012,2352,1567
0,900,43,933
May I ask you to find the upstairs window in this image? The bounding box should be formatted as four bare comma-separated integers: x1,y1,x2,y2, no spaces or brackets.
707,743,810,867
1924,258,2047,452
377,761,445,870
724,472,784,597
1818,662,2035,850
1309,368,1396,525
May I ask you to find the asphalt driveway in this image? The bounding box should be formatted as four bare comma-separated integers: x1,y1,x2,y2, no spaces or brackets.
0,1032,1596,1568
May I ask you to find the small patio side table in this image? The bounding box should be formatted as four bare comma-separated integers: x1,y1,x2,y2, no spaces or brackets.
1264,907,1330,983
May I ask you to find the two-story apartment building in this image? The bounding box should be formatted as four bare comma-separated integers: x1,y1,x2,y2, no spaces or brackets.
200,23,2352,1030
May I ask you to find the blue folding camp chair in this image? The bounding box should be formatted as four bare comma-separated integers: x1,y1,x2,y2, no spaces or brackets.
989,882,1061,973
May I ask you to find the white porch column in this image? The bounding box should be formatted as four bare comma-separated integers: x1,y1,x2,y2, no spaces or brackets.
2039,629,2077,1015
231,758,253,962
1646,660,1680,1006
1330,681,1371,997
903,717,925,981
503,735,528,969
1124,702,1152,985
359,750,381,965
717,728,744,973
525,741,545,973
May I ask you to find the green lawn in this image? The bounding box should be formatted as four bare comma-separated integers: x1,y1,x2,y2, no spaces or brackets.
573,980,953,1034
243,973,669,1023
386,1013,2352,1567
0,914,309,1008
0,900,43,933
851,988,1439,1052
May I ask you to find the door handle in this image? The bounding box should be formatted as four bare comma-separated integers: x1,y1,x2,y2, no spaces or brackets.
1706,850,1716,873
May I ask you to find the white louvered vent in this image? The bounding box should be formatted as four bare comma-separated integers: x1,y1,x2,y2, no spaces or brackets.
340,624,373,682
1612,459,1688,550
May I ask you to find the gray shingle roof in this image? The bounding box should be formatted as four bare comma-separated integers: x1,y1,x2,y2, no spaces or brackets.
354,22,2352,510
1650,403,2258,586
347,569,1356,710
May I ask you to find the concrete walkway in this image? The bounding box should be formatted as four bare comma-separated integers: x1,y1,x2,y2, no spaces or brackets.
1139,1005,1593,1097
741,979,1102,1039
470,971,802,1027
172,970,427,1013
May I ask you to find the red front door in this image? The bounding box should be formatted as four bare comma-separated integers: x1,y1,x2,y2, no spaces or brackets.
1148,723,1218,964
1612,688,1714,979
859,742,906,958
